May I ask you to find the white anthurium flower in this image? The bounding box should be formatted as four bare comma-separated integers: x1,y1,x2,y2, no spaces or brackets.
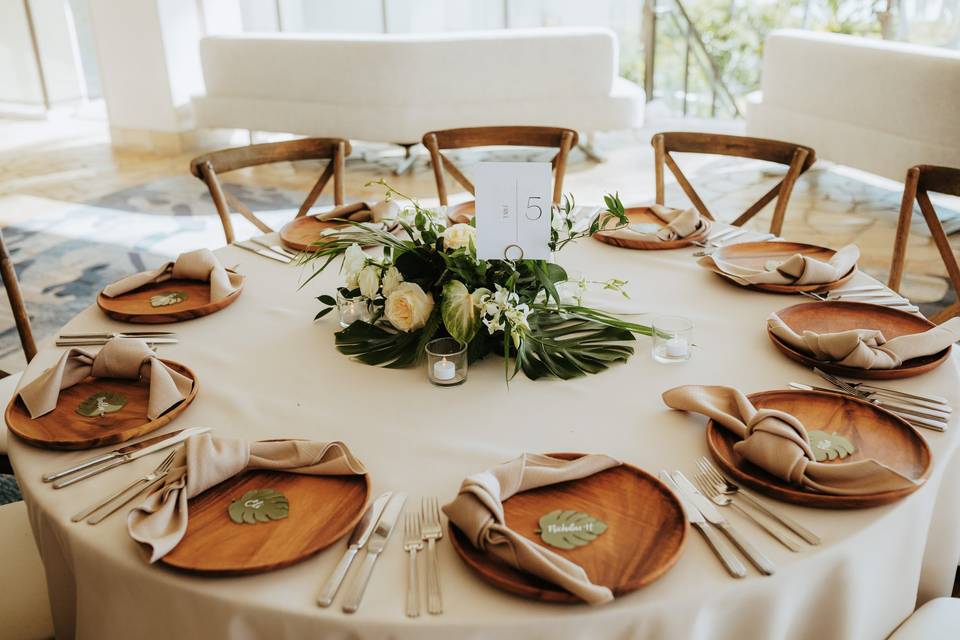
357,264,381,299
381,265,403,296
442,223,476,251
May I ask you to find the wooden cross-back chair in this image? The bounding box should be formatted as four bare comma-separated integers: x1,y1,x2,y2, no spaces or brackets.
889,165,960,324
190,138,351,244
652,132,816,236
422,126,579,208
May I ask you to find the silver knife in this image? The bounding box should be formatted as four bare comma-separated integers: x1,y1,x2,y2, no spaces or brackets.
317,492,392,607
56,338,179,347
249,236,298,261
233,241,291,263
788,382,947,423
342,492,407,613
659,471,746,578
672,471,775,576
50,427,210,489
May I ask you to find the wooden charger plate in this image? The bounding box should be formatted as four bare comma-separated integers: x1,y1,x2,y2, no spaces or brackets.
769,300,950,379
593,206,711,250
279,216,346,252
5,360,198,450
97,274,242,324
162,467,370,575
449,453,686,603
446,201,475,225
706,389,930,509
710,241,856,293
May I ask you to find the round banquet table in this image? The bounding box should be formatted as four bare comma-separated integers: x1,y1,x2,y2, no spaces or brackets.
9,228,960,640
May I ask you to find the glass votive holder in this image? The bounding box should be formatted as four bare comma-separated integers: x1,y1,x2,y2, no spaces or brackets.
337,291,372,328
426,338,467,386
651,315,693,364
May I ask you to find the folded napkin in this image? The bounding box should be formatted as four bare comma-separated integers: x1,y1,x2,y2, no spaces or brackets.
604,205,703,242
313,200,400,223
699,244,860,286
101,248,242,303
442,453,621,605
16,338,194,420
663,385,919,495
769,314,960,369
128,433,367,562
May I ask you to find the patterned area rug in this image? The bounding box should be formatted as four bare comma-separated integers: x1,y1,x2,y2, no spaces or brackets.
0,474,21,505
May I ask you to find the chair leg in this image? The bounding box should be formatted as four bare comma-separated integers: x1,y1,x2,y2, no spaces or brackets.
931,301,960,325
889,168,920,293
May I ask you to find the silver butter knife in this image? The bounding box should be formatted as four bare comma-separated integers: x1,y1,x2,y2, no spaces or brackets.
49,427,210,488
233,241,291,263
249,236,298,261
672,471,775,575
342,492,407,613
659,471,746,578
317,492,392,607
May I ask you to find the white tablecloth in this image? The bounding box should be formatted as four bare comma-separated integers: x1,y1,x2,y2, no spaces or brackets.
9,231,960,640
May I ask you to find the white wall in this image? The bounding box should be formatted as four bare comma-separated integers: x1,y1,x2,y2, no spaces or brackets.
0,0,44,104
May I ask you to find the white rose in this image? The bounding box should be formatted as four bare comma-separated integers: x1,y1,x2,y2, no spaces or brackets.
358,265,381,298
381,265,403,296
443,223,476,251
342,244,366,289
384,282,434,332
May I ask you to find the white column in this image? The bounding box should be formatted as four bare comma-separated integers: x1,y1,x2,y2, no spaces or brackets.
87,0,241,153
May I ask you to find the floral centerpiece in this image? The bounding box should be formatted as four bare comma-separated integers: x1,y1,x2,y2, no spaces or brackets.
301,180,653,380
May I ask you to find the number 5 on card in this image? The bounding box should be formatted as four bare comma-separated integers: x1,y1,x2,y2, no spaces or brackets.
474,162,552,261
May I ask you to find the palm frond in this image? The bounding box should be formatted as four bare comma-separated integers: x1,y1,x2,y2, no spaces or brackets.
515,312,635,380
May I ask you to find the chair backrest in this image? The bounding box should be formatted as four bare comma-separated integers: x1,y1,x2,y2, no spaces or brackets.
888,164,960,324
189,138,351,244
652,132,816,236
0,230,36,364
422,126,579,207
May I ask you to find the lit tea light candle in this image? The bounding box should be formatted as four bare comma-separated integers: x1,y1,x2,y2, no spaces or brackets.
665,336,689,358
433,357,456,381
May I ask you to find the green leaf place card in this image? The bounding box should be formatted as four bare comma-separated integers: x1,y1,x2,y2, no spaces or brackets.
808,430,855,462
535,509,608,550
150,291,187,307
228,489,289,524
76,391,127,417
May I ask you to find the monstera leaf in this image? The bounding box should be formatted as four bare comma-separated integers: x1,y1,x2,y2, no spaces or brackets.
150,291,187,307
76,391,127,417
228,489,289,524
441,280,488,345
535,509,608,550
808,430,855,461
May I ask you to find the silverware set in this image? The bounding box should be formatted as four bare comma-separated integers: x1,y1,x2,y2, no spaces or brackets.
692,228,777,256
233,238,297,264
788,368,951,432
71,449,177,524
318,491,407,613
56,331,177,347
420,496,444,615
801,285,919,313
661,460,820,577
43,427,209,489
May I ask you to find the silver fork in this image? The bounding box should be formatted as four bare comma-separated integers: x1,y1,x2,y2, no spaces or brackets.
403,512,423,618
693,471,802,552
420,497,443,615
697,458,820,545
71,449,177,524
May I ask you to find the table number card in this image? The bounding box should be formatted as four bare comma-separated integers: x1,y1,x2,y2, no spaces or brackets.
475,162,552,261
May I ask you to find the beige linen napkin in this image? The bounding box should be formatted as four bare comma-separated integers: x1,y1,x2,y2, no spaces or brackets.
101,248,242,303
442,452,621,605
663,385,919,495
606,205,703,242
128,433,367,562
312,200,400,223
699,244,860,285
768,314,960,369
16,338,194,420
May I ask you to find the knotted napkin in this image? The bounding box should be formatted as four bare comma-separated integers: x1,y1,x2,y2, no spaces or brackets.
442,453,621,605
768,314,960,369
699,244,860,285
603,205,704,242
662,385,919,495
16,338,194,420
128,433,367,562
313,200,400,223
101,248,242,303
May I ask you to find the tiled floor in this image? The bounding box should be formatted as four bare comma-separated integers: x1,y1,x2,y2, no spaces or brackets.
0,112,958,371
